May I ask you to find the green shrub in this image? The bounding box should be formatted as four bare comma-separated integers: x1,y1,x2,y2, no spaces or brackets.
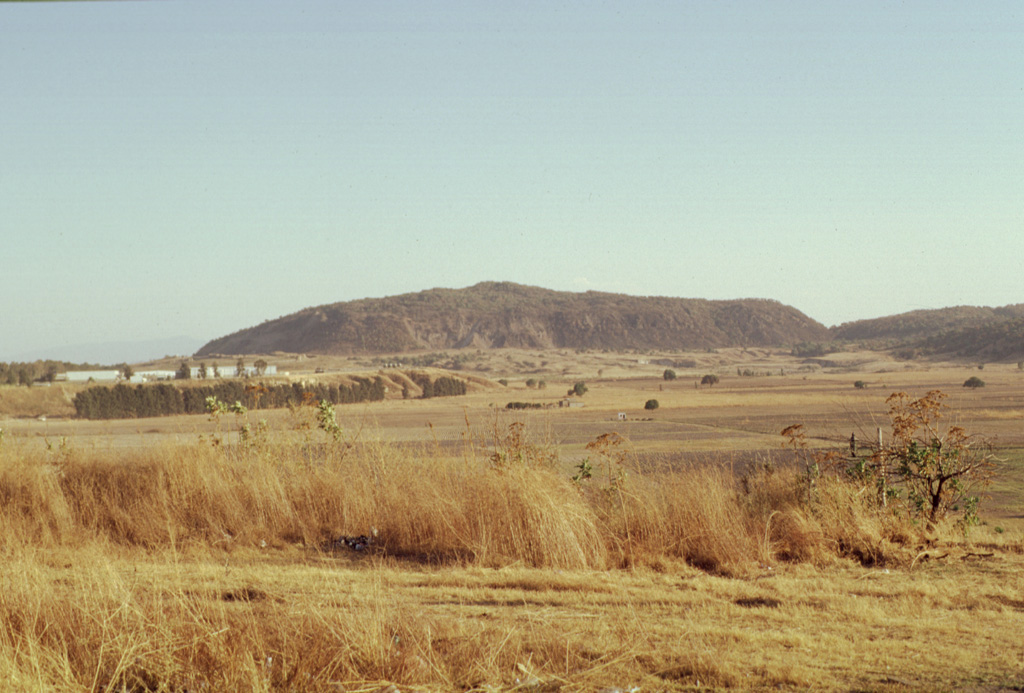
644,399,659,410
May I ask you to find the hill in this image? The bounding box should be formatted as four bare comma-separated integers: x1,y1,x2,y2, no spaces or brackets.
830,304,1024,361
196,282,830,357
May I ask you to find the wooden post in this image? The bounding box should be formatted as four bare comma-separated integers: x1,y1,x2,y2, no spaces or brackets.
877,427,886,507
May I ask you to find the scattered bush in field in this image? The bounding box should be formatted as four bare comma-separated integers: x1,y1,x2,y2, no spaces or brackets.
877,390,995,527
497,379,508,386
644,399,659,410
568,381,588,397
525,378,537,388
663,369,676,381
785,390,995,530
506,401,543,410
700,374,719,387
963,376,985,388
854,380,867,389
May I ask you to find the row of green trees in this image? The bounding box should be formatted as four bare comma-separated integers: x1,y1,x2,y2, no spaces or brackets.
372,352,474,369
1,360,111,386
173,358,269,380
408,373,468,398
72,378,388,420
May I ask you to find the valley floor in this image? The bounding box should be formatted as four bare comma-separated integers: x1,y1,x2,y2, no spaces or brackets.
2,350,1023,690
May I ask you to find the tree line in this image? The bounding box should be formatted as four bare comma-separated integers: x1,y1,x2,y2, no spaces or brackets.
408,373,468,398
72,378,388,420
1,360,111,386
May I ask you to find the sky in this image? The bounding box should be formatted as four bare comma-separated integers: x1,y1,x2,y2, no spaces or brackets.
1,1,1022,362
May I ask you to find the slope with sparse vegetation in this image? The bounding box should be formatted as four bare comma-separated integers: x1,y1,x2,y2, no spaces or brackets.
831,304,1024,361
196,282,830,356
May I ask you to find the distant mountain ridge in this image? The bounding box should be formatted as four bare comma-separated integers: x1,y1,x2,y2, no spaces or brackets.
830,305,1024,342
830,305,1024,361
196,282,830,356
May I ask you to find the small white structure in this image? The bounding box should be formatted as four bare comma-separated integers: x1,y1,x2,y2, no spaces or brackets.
59,365,277,383
190,365,276,379
136,370,177,382
61,370,122,383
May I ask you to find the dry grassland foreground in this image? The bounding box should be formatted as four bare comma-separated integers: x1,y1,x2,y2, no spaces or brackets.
1,359,1024,691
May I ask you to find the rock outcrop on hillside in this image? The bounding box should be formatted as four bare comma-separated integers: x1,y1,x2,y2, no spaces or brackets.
196,282,830,356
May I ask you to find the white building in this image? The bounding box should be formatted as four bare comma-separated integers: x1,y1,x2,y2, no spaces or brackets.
195,365,277,378
59,365,277,383
61,370,122,383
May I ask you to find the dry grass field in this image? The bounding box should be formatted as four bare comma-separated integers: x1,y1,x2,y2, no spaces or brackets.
1,348,1023,691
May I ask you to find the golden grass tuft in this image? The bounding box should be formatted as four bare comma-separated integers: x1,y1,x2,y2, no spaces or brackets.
0,429,925,573
0,436,610,570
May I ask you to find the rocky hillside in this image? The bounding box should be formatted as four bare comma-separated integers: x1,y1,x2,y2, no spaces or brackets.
830,305,1024,342
830,304,1024,361
196,282,830,357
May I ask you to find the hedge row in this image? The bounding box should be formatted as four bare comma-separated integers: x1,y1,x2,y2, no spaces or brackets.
72,378,387,420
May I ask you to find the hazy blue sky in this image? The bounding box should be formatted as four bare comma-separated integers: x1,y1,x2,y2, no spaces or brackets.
2,1,1021,362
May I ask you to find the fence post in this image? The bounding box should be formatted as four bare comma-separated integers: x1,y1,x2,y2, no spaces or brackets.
877,427,886,507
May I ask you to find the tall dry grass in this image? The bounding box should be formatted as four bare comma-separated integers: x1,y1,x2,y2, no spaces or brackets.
0,425,919,573
0,424,995,691
0,435,610,569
